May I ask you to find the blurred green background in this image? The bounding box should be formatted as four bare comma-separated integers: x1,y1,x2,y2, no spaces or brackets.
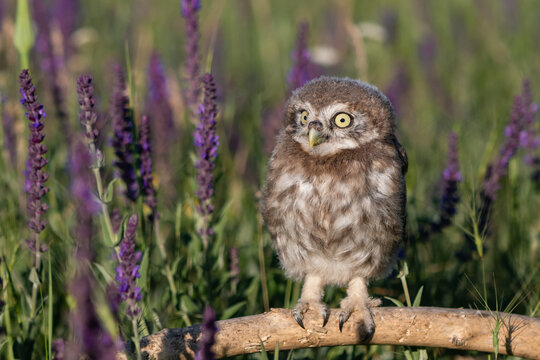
0,0,539,358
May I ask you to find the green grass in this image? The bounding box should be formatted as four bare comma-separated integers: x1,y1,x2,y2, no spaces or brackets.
0,0,539,358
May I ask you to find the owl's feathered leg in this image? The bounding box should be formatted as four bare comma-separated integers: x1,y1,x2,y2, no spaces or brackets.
338,277,381,337
292,274,329,328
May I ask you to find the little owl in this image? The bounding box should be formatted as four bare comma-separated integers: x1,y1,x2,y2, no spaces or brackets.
262,76,407,336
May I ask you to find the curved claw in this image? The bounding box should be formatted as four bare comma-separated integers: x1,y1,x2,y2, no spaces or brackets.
322,307,330,327
338,312,350,332
293,312,305,329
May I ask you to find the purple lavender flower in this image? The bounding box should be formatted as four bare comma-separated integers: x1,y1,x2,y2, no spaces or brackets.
31,0,70,140
106,282,121,321
482,92,524,201
438,132,462,227
70,140,100,260
138,115,158,221
77,74,102,166
70,269,119,360
181,0,202,111
52,338,65,360
1,95,16,166
418,132,462,239
194,73,219,242
111,65,139,202
288,21,318,92
53,0,79,57
19,70,49,238
147,51,176,196
111,207,123,233
195,306,218,360
517,80,539,164
385,65,410,118
116,214,142,319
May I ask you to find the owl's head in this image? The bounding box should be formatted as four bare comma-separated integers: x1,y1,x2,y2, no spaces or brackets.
282,76,396,156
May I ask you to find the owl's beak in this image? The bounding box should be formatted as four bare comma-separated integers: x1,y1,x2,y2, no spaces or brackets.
308,128,325,148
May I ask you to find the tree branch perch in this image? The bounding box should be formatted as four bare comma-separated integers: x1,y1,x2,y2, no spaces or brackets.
137,307,540,359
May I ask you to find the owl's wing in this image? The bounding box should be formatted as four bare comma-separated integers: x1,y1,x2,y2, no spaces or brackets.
391,135,408,175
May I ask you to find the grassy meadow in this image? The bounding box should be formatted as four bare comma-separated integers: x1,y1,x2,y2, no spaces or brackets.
0,0,539,358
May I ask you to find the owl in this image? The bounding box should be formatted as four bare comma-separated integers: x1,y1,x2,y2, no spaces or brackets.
262,76,407,336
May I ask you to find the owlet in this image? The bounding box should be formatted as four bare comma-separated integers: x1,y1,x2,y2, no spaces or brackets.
262,76,407,336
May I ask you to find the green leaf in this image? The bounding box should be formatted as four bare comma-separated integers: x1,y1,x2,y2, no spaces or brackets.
14,0,35,69
174,202,183,239
171,257,182,274
259,338,269,360
412,286,424,307
29,267,40,285
102,178,119,203
93,262,114,284
221,301,246,320
47,253,53,359
384,296,405,307
138,248,150,291
286,349,295,360
181,295,199,313
274,342,280,360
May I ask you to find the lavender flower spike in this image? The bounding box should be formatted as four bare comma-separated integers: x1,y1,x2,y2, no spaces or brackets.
77,74,102,167
139,115,158,221
438,132,462,228
19,69,49,240
288,21,318,92
147,52,176,197
70,140,100,260
482,90,524,201
111,65,139,202
182,0,202,111
116,214,142,319
195,306,218,360
517,79,540,168
194,73,219,243
70,269,119,360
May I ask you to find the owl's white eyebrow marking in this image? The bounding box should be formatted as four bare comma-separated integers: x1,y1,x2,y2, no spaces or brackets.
318,103,353,121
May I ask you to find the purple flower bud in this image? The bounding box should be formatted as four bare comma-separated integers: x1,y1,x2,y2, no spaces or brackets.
110,65,139,202
77,74,103,166
194,74,219,240
195,306,218,360
115,214,142,319
19,70,49,240
138,115,158,221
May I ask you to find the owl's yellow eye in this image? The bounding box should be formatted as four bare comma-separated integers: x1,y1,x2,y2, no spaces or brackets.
301,110,308,125
334,113,352,128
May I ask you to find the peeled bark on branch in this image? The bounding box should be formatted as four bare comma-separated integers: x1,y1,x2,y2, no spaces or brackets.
138,307,540,359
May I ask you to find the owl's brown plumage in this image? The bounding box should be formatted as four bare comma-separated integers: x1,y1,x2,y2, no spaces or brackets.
262,76,407,334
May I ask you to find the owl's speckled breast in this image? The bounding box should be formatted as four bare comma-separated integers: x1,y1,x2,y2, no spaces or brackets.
263,157,402,286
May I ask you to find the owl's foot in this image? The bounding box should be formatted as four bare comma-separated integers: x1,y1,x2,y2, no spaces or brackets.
293,274,328,328
338,277,379,340
292,300,330,328
338,297,380,334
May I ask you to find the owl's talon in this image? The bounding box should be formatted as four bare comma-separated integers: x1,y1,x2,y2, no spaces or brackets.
338,311,350,332
322,307,330,327
293,313,305,329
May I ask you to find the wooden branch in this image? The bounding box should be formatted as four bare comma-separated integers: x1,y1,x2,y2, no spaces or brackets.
137,307,540,359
